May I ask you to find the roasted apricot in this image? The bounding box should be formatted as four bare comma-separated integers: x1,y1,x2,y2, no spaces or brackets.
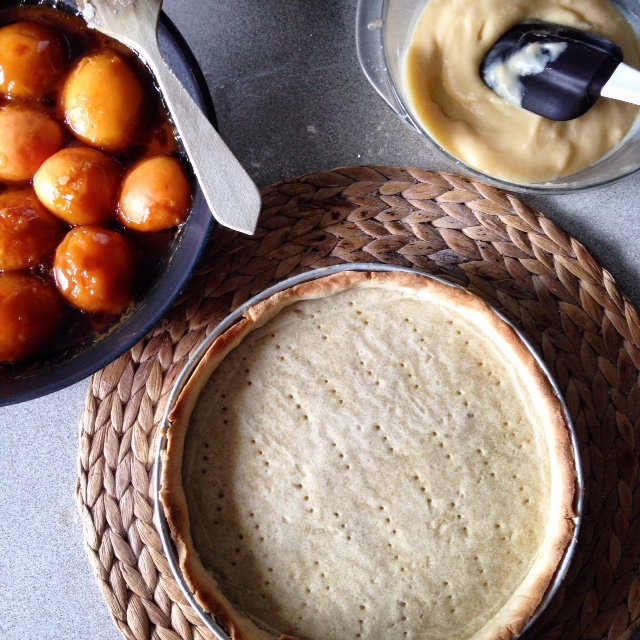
0,272,63,362
0,21,67,99
0,106,65,182
62,50,145,152
34,147,121,226
54,225,137,314
0,187,62,270
118,155,192,231
0,5,191,364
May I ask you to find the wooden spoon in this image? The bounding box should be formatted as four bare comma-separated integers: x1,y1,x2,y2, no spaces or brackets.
76,0,261,235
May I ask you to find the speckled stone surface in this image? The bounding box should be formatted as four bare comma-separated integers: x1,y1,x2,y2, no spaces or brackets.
2,0,640,638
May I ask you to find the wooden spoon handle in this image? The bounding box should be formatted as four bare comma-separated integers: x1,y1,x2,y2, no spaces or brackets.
140,40,261,235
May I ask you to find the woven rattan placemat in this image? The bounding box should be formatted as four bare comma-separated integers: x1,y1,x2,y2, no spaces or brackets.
78,166,640,640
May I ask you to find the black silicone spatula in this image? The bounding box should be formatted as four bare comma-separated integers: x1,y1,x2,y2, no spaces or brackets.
480,22,640,120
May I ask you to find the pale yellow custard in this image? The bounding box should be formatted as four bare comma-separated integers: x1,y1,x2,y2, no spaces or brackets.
402,0,640,183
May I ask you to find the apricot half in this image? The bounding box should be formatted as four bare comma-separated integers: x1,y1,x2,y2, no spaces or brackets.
34,147,121,226
0,187,62,270
62,50,145,152
54,225,137,314
0,21,68,99
0,106,65,182
0,272,63,362
118,155,191,231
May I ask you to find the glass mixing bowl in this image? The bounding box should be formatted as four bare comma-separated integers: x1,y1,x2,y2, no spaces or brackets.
356,0,640,193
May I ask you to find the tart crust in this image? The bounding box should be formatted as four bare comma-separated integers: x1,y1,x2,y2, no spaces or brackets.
160,270,578,640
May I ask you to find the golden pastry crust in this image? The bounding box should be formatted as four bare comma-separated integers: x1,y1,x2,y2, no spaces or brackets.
160,270,578,640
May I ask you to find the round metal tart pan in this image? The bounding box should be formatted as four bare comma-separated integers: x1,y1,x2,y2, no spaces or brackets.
153,263,584,640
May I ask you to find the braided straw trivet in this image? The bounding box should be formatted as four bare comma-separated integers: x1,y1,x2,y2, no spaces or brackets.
78,166,640,640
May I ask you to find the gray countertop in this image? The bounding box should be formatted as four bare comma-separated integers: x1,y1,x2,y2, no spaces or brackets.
2,1,640,638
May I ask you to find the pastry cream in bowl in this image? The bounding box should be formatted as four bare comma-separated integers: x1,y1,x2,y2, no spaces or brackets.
357,0,640,191
403,0,640,184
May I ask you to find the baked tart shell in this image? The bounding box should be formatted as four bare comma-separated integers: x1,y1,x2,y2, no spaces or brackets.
159,267,581,640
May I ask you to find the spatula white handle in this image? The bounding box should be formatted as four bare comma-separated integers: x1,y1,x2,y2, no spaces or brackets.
601,62,640,107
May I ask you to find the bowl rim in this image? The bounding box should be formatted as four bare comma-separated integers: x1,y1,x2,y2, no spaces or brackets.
0,3,216,406
153,263,584,640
